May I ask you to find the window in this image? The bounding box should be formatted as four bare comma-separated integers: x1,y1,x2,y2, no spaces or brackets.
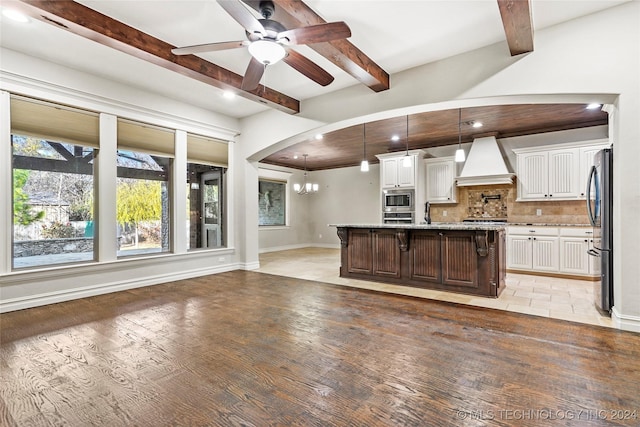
258,179,286,226
258,168,291,227
10,96,98,269
116,119,173,257
186,133,228,250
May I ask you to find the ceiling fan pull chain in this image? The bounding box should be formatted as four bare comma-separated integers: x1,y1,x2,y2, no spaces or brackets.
262,63,267,94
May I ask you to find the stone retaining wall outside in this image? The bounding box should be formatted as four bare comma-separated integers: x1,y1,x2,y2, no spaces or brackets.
13,238,94,258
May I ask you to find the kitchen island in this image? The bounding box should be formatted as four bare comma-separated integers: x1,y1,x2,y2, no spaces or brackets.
332,223,506,297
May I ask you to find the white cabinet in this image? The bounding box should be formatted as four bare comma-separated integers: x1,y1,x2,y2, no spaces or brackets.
516,148,579,200
507,226,559,272
507,226,598,277
425,157,457,203
380,156,415,188
579,144,609,198
514,140,609,201
559,228,598,276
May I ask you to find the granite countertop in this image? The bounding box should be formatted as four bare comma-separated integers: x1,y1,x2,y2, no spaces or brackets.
330,223,507,231
506,223,592,227
330,222,592,230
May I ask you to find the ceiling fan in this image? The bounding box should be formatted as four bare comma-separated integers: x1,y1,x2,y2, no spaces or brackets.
171,0,352,91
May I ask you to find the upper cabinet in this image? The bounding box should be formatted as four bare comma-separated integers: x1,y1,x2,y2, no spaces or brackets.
377,151,423,189
514,140,610,201
425,157,457,203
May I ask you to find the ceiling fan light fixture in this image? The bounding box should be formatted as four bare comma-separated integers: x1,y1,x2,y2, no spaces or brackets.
248,39,286,65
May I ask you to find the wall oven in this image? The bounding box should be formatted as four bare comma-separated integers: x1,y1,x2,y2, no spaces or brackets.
383,189,414,212
383,211,415,224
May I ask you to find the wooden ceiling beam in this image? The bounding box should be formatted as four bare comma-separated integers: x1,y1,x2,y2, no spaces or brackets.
497,0,534,56
244,0,390,92
14,0,300,114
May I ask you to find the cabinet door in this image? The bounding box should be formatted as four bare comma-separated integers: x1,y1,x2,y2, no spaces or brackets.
507,235,533,269
441,232,478,288
347,229,373,274
579,145,608,199
548,148,580,199
517,152,548,199
409,231,441,282
426,160,455,202
560,237,590,275
532,236,559,272
372,230,401,278
396,157,415,187
381,158,399,188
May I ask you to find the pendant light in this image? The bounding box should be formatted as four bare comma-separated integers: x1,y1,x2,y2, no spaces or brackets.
294,154,319,194
455,108,466,163
402,115,412,167
360,123,369,172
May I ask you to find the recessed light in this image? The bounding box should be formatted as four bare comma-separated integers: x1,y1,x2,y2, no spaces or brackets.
2,8,29,23
293,155,299,160
391,135,400,142
222,91,236,100
586,103,601,110
472,121,483,128
315,133,323,140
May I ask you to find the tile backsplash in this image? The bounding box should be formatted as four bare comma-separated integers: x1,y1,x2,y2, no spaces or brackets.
427,181,590,224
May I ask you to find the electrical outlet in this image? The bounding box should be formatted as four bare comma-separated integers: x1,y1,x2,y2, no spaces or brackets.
319,234,322,239
218,257,225,263
536,209,542,216
443,210,448,217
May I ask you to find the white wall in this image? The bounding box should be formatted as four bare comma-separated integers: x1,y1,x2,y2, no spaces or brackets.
238,2,640,331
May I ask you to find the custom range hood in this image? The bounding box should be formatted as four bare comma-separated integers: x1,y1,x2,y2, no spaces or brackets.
456,136,515,186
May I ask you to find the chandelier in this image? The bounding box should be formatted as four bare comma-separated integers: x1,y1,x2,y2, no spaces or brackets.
293,154,319,195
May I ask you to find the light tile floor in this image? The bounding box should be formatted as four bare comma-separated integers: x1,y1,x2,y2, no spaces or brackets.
257,247,613,328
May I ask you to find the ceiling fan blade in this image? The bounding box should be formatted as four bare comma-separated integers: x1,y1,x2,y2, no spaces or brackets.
283,49,334,86
171,40,249,55
217,0,266,37
278,22,351,45
241,57,265,91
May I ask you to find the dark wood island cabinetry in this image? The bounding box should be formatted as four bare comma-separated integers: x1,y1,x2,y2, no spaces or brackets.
334,224,506,297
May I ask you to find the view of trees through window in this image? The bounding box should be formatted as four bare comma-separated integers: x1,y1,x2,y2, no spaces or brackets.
12,135,96,269
116,150,171,256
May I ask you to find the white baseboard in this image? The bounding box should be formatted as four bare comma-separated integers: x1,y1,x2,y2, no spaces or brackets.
0,263,241,313
612,307,640,333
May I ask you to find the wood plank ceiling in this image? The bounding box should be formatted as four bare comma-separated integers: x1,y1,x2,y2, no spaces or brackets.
260,104,609,171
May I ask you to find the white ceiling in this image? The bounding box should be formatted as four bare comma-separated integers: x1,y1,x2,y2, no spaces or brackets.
0,0,628,119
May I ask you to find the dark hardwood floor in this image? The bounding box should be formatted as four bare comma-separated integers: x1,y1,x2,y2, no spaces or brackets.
1,271,639,426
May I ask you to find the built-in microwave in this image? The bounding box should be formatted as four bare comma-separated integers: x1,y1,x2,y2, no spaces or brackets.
383,189,414,212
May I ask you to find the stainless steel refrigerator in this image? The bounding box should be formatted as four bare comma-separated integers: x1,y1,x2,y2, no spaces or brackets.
586,147,613,313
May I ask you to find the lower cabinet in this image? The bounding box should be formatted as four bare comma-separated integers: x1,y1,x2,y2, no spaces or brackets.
410,230,479,289
506,227,559,272
347,228,400,278
559,228,599,275
507,226,597,277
